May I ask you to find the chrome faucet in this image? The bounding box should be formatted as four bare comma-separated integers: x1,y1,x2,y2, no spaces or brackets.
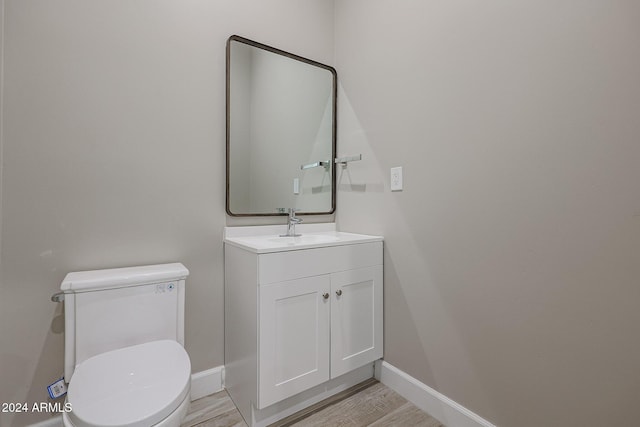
281,208,302,237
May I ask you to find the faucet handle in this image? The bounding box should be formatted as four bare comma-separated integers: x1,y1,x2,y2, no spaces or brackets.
289,208,302,219
288,208,302,224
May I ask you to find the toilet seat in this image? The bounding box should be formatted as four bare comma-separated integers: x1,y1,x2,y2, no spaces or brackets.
65,340,191,427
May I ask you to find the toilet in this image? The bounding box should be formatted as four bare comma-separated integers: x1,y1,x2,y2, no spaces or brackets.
59,263,191,427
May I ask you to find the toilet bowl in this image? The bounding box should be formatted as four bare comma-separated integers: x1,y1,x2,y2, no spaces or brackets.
60,264,191,427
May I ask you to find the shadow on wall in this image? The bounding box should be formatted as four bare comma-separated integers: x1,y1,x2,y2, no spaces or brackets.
337,165,385,193
5,305,65,427
382,245,438,387
336,82,499,421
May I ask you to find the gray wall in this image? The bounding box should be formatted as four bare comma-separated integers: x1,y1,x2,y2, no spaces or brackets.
335,1,640,426
3,1,640,427
0,1,334,425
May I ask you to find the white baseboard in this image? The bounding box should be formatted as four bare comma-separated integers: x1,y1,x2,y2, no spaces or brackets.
190,365,225,400
27,366,225,427
375,360,496,427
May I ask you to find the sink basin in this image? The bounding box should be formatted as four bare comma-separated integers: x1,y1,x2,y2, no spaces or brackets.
223,223,383,253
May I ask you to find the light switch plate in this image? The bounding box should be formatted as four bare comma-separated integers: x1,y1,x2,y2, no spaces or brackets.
390,167,403,191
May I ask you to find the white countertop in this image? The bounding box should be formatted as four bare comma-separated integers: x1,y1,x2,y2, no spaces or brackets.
223,223,383,254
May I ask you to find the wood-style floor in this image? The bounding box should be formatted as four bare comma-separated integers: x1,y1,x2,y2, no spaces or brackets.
181,380,444,427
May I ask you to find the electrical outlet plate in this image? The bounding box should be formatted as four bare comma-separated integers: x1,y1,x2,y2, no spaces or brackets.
390,167,403,191
47,378,67,399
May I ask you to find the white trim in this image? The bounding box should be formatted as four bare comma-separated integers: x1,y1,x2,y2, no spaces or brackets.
190,365,225,401
375,360,496,427
27,366,225,427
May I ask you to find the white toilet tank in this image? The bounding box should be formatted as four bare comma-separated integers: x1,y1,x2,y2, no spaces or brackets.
61,263,189,382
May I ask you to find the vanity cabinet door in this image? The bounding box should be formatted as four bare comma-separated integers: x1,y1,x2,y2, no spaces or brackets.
258,275,331,408
330,265,383,379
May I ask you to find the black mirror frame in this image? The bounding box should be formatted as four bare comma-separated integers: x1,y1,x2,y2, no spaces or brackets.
225,35,337,217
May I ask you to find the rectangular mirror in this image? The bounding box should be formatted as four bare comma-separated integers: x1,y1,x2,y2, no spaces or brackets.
226,35,336,216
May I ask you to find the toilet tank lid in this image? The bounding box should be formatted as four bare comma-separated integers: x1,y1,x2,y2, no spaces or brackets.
61,263,189,292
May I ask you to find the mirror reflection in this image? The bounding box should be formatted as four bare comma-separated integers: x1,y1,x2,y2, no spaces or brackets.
226,35,336,216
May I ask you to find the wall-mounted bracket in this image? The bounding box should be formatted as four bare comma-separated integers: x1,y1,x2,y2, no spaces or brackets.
335,154,362,167
301,160,331,171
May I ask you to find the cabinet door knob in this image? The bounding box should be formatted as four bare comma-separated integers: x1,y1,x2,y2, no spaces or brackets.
323,293,329,300
336,289,343,296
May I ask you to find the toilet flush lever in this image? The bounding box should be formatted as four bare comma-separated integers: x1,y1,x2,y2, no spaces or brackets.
51,292,65,303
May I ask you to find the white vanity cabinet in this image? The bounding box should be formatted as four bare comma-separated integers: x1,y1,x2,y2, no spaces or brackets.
224,224,383,427
259,263,383,407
